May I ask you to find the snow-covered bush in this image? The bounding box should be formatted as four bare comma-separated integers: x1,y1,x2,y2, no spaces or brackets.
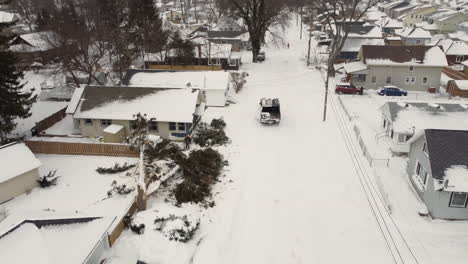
174,148,225,204
210,118,226,130
124,214,145,235
154,214,200,242
37,170,59,188
107,181,135,197
193,126,229,147
96,162,136,174
144,139,184,163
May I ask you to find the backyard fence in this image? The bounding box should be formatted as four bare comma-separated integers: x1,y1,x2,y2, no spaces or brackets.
337,96,356,121
353,125,389,168
24,140,139,157
108,200,137,247
35,107,67,133
147,64,223,71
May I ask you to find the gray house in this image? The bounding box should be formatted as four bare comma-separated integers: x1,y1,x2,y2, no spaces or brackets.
379,102,468,154
407,129,468,220
0,142,41,204
351,45,447,92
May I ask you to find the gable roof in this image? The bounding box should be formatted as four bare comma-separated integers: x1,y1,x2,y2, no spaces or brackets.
207,30,245,39
0,142,41,184
396,27,432,39
424,129,468,180
445,41,468,56
361,45,447,66
73,86,199,122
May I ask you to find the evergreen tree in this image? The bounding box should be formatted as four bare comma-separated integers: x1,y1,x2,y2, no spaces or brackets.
0,38,37,143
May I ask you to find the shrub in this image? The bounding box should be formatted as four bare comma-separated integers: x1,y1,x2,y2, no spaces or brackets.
210,118,226,130
154,215,200,242
145,139,184,163
107,181,135,197
193,127,229,147
96,162,136,174
37,170,59,188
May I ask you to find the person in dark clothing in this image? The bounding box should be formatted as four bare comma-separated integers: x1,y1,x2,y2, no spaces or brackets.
184,134,192,150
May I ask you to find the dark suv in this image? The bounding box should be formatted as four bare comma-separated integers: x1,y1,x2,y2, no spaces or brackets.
378,86,407,96
335,83,364,95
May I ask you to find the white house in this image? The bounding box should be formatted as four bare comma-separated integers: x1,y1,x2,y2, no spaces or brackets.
395,27,432,45
126,70,233,107
0,142,41,204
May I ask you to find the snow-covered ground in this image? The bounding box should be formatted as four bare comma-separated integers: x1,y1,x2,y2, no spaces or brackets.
110,21,398,264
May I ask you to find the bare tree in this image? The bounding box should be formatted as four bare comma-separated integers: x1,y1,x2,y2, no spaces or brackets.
308,0,380,121
218,0,290,62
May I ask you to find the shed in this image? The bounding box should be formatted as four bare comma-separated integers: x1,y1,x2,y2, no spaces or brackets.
447,80,468,98
103,124,126,143
0,142,41,204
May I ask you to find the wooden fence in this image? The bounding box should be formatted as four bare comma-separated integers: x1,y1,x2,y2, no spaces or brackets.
147,64,223,71
24,141,139,157
108,200,137,247
35,107,67,133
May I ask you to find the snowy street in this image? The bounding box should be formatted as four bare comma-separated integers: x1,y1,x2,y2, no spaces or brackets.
190,23,396,264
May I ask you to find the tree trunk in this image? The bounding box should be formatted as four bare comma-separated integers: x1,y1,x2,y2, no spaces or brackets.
251,36,261,63
136,185,147,211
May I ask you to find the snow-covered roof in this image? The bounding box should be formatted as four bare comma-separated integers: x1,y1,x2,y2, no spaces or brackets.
66,87,85,114
145,43,234,61
341,61,368,73
396,27,432,39
103,124,124,134
0,142,41,184
348,26,382,38
0,11,18,24
445,41,468,56
74,86,200,123
0,215,114,264
128,71,230,91
342,38,385,52
453,80,468,90
442,165,468,192
10,31,60,52
381,18,403,29
363,46,447,67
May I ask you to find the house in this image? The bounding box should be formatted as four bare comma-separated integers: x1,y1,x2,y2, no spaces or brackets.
447,79,468,97
9,31,61,66
422,10,468,34
379,102,468,154
395,27,432,45
214,17,243,31
351,45,447,91
406,129,468,220
164,10,183,23
145,43,242,70
391,2,421,20
69,86,205,141
0,10,18,34
124,69,233,107
0,142,41,204
435,40,468,65
339,38,385,61
207,30,250,51
0,213,114,263
402,5,437,27
381,18,403,34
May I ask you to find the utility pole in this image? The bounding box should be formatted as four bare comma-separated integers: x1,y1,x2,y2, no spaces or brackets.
307,12,313,67
300,6,303,40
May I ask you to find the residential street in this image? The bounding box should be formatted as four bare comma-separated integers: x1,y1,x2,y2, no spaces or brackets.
191,22,396,264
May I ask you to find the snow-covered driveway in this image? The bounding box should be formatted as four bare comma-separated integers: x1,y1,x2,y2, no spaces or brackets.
193,25,395,264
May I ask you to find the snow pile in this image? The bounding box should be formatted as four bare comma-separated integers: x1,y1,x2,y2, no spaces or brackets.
0,143,41,184
154,214,200,242
443,165,468,192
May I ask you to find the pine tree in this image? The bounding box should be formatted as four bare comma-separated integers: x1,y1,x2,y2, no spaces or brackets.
0,38,37,143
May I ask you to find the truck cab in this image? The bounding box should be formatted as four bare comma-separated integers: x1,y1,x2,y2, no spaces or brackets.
259,98,281,125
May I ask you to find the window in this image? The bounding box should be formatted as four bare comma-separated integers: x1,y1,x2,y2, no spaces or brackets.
357,74,366,82
371,76,377,84
229,58,237,66
386,76,392,84
169,122,177,131
383,119,387,128
84,119,93,126
398,134,407,143
416,161,428,185
411,77,416,84
148,121,158,132
178,123,186,131
409,66,414,71
405,77,410,84
406,76,416,84
456,56,464,62
422,77,428,84
101,119,112,126
130,121,138,130
416,39,421,44
449,192,468,208
423,142,428,156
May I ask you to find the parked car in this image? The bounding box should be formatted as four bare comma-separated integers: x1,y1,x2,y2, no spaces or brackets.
378,86,408,96
335,83,364,95
257,51,266,61
259,98,281,124
318,39,331,46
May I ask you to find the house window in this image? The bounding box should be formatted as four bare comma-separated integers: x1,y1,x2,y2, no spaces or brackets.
405,77,410,84
422,77,428,84
357,74,366,82
398,134,407,143
84,119,93,126
178,123,186,131
411,77,416,84
229,58,237,66
406,77,416,84
456,56,464,62
386,76,392,84
101,119,112,126
130,121,138,130
409,66,414,71
148,121,158,132
416,161,428,185
423,142,428,156
383,119,387,128
449,192,468,208
169,122,177,131
416,39,421,44
371,76,377,84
